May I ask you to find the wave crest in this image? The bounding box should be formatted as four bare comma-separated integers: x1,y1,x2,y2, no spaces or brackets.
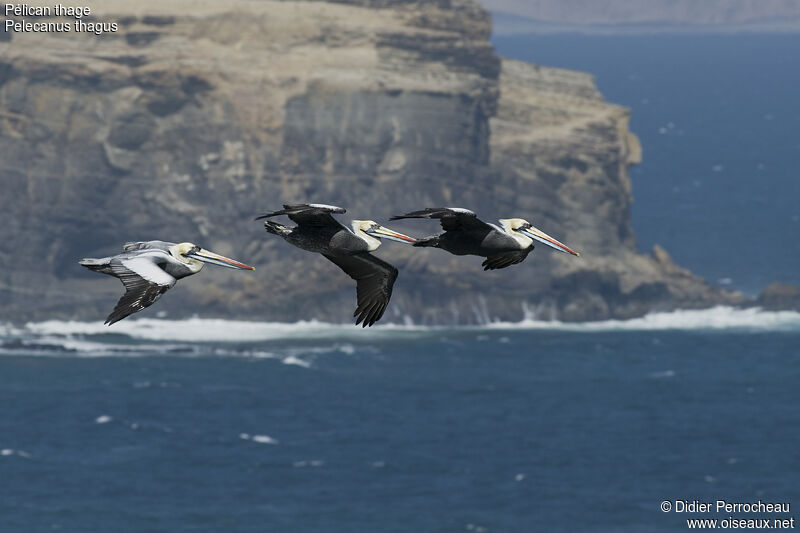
0,307,796,356
503,306,800,332
19,306,800,338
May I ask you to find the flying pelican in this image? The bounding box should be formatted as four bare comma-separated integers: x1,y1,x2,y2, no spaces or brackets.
390,207,579,270
79,241,255,325
255,203,415,327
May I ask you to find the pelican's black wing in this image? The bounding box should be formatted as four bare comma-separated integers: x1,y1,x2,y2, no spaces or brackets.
256,203,346,227
105,256,177,325
481,248,532,270
390,207,493,232
322,252,399,327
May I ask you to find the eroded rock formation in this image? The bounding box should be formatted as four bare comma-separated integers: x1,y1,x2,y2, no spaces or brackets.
0,0,743,323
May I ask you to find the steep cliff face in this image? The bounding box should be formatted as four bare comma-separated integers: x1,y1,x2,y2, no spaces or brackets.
0,0,739,324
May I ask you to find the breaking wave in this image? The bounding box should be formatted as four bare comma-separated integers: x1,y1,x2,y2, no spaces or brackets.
0,307,796,358
24,306,800,337
500,306,800,332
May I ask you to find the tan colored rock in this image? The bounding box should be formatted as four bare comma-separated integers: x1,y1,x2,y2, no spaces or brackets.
756,283,800,311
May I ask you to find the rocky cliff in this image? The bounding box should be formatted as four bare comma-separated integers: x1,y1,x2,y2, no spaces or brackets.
0,0,742,324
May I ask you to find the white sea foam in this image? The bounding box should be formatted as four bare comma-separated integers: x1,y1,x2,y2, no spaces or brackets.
337,343,355,355
293,459,324,468
251,435,279,445
0,323,22,337
240,433,278,445
282,355,311,368
0,329,199,357
495,306,800,333
21,318,404,342
1,449,30,458
1,307,796,356
95,415,113,424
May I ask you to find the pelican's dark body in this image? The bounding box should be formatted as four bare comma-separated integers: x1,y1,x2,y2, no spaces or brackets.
391,208,532,270
259,204,367,255
425,227,522,257
281,223,371,257
257,204,410,327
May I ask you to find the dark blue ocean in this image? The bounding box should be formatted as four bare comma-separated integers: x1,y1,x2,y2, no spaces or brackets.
493,33,800,295
4,34,800,532
2,312,800,532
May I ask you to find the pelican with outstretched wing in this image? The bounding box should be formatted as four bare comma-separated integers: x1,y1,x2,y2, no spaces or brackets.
255,203,415,327
80,241,255,325
391,207,579,270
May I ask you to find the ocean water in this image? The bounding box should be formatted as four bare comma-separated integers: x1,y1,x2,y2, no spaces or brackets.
2,309,800,532
4,33,799,533
492,33,800,295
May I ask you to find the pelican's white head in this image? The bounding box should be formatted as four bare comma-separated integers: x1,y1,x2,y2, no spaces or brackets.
351,220,416,251
498,219,580,256
169,242,204,273
169,242,256,272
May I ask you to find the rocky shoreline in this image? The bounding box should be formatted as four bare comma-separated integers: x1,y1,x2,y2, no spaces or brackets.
0,0,791,324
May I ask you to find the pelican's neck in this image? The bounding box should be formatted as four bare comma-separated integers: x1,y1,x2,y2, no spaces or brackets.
351,221,381,251
185,261,204,274
498,220,533,249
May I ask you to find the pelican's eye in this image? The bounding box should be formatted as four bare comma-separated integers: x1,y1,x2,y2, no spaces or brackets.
188,246,200,255
370,223,380,231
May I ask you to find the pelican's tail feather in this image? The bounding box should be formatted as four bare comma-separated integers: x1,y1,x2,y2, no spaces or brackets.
79,257,114,275
263,220,292,237
412,236,440,248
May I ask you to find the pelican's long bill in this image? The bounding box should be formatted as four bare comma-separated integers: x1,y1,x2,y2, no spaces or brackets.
366,225,416,243
520,226,580,256
187,248,256,270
